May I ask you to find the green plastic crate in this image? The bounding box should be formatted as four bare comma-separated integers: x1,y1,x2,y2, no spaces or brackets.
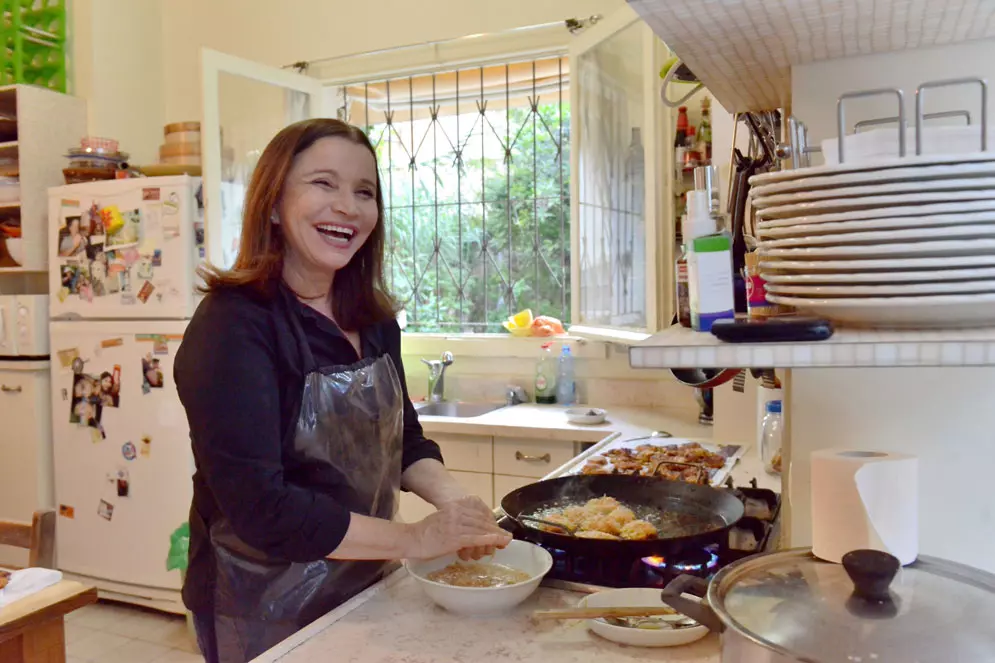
0,0,66,91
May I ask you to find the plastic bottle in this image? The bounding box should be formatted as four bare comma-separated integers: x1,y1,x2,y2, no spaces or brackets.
676,214,691,328
699,97,712,160
534,342,557,404
686,190,734,332
556,346,576,406
760,400,783,475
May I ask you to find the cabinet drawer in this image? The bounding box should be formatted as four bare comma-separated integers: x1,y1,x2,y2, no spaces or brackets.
493,437,576,478
434,433,492,473
493,474,535,505
396,470,495,524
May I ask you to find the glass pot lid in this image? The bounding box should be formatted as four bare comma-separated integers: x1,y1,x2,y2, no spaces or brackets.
710,548,995,663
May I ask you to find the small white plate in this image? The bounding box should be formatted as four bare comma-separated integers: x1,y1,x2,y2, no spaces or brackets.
753,177,995,209
566,408,607,425
758,224,995,249
757,200,995,229
756,211,995,240
758,239,995,260
749,151,995,187
756,190,995,220
767,280,995,297
761,266,995,285
751,161,995,198
579,588,709,648
766,293,995,329
760,255,995,273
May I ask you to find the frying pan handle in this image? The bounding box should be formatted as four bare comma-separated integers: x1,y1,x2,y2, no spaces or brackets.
661,575,725,633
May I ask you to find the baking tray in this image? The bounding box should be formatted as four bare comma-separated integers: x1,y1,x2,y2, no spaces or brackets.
566,435,746,487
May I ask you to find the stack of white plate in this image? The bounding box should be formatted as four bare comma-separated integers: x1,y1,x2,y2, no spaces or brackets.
750,152,995,329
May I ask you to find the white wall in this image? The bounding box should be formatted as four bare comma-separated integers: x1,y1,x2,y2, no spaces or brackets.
159,0,624,124
70,0,164,164
792,39,995,164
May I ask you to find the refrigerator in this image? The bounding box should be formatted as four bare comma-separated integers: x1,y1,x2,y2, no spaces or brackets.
47,176,204,612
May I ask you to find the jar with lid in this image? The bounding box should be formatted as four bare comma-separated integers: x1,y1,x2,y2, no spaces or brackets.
760,400,782,475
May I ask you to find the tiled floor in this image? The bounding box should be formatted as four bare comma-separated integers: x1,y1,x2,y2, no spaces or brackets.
65,600,204,663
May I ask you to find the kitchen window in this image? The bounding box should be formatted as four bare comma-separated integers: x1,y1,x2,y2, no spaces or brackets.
201,7,671,349
330,59,570,333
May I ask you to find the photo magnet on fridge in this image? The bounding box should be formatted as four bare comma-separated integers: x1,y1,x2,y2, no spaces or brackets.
141,353,163,390
153,336,168,355
57,215,86,258
122,441,136,461
97,500,114,521
116,469,130,498
58,504,75,519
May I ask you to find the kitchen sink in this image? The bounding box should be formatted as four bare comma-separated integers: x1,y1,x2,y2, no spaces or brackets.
414,401,508,418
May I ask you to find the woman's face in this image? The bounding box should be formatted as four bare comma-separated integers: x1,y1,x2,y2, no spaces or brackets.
276,136,379,279
101,376,113,391
69,219,80,235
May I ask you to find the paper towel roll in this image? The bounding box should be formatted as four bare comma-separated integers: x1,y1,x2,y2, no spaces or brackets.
811,449,918,565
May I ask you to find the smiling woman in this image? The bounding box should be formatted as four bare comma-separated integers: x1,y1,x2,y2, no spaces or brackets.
174,118,511,663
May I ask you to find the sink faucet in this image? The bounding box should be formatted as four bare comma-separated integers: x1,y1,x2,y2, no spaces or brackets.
422,352,454,403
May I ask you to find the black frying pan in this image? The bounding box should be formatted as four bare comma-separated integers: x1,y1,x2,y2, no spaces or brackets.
500,474,745,557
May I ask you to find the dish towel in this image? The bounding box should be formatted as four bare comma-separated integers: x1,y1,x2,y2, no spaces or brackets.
0,568,64,609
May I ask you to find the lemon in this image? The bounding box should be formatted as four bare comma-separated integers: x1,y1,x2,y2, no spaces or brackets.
510,308,533,329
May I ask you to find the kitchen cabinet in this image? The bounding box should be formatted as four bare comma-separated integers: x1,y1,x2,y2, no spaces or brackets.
0,361,52,567
0,85,86,273
493,474,534,505
493,436,577,479
397,434,583,522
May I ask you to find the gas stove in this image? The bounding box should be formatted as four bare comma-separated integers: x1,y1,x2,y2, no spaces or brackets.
499,478,781,592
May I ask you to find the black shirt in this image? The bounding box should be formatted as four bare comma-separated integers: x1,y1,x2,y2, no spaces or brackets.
174,283,442,614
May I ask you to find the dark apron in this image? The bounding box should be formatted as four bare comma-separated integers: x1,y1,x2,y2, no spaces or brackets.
201,293,404,662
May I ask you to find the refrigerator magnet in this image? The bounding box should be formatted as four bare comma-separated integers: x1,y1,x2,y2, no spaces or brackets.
136,256,154,280
122,442,136,461
61,388,67,401
140,435,151,457
97,500,114,521
137,281,155,304
58,504,75,519
141,354,164,389
153,336,168,355
142,187,160,201
116,469,130,498
101,338,123,349
57,348,79,369
152,249,162,267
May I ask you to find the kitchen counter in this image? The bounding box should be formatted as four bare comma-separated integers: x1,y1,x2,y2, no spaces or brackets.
416,402,713,443
253,405,777,662
255,569,721,663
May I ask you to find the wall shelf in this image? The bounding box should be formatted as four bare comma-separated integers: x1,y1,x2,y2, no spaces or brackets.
629,324,995,369
627,0,995,113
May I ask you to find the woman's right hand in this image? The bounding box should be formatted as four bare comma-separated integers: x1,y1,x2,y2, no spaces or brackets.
404,497,512,560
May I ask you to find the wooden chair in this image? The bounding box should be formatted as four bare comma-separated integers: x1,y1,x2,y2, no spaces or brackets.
0,510,55,569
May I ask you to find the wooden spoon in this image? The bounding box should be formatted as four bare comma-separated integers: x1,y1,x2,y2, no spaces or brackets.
533,606,679,621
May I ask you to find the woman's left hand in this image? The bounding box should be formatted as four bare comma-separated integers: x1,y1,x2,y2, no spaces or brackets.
443,495,502,561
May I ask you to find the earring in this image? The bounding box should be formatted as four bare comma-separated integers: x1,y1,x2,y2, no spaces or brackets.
270,212,280,224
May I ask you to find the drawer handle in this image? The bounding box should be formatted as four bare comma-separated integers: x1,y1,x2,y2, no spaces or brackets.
515,451,551,463
1,384,22,393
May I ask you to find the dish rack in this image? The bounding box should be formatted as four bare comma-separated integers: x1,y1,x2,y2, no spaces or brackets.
777,77,989,169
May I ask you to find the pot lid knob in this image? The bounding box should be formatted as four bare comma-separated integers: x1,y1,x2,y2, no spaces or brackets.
842,549,900,602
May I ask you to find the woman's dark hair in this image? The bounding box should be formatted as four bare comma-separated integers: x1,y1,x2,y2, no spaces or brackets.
198,118,395,330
